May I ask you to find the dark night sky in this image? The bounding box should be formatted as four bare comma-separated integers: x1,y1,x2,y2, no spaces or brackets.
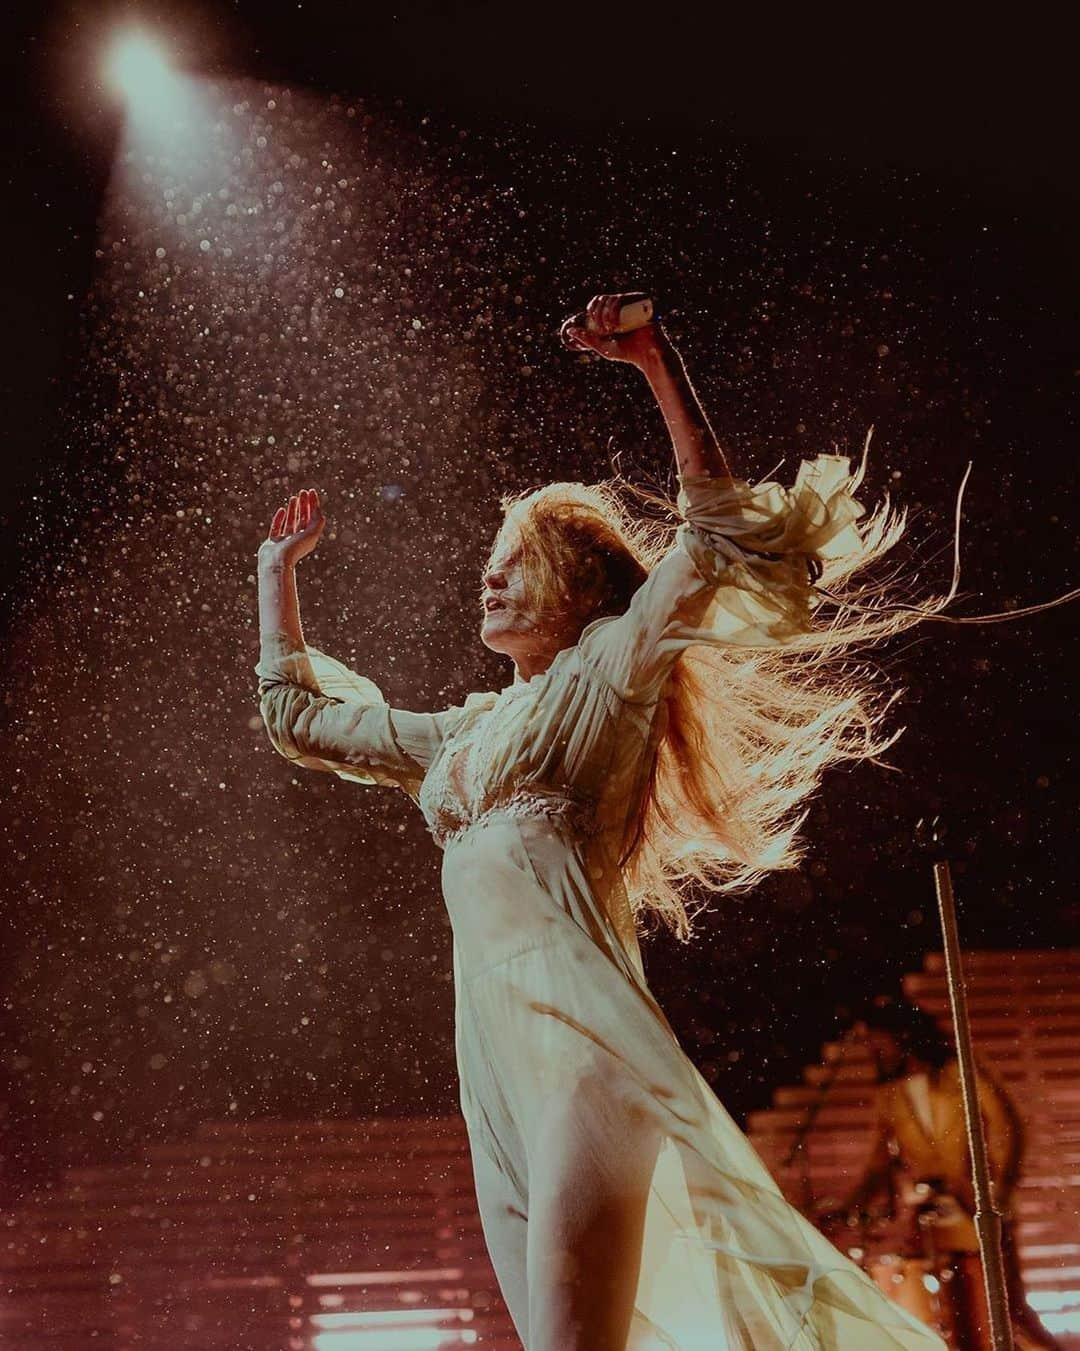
1,3,1076,1194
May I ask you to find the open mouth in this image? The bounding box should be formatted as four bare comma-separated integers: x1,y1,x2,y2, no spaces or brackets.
483,597,506,614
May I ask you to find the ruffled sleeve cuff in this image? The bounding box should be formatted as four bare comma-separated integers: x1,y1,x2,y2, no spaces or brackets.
256,630,388,709
676,454,866,569
672,454,868,647
255,630,320,695
254,631,405,789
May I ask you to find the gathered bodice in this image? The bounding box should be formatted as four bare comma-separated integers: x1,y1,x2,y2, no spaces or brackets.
420,746,603,850
417,673,607,850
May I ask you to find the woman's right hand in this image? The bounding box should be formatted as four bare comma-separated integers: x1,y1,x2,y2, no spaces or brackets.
258,487,326,569
560,293,670,369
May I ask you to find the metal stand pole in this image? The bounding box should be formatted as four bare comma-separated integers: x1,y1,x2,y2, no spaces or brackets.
933,860,1013,1351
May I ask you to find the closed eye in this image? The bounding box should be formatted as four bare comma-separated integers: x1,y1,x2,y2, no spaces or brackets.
480,550,521,591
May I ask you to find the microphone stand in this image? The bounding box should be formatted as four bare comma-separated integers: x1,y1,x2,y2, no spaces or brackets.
919,816,1013,1351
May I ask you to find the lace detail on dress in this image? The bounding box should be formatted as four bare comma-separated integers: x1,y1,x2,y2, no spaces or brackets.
418,676,600,849
428,786,600,849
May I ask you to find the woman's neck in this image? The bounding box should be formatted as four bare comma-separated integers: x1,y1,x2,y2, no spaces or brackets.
513,653,552,684
511,639,566,684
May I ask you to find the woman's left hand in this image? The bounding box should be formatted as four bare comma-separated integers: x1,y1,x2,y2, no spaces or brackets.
258,487,326,571
560,293,668,368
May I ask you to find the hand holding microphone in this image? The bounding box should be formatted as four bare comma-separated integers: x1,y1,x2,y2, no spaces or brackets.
560,291,665,367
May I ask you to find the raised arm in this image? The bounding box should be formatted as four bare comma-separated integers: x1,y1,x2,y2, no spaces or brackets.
561,295,868,701
563,298,864,574
561,293,731,480
255,488,466,799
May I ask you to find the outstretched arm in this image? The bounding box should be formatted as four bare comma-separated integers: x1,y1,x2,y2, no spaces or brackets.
562,293,732,480
254,487,468,798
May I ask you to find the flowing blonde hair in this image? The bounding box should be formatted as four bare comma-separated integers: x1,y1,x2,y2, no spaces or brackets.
491,434,967,942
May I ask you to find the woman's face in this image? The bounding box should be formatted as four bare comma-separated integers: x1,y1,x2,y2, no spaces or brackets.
479,532,533,653
479,529,579,666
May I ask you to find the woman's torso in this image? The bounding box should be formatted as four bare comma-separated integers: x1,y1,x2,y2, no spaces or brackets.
417,644,664,975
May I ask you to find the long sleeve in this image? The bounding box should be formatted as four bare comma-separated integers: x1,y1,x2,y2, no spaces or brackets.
579,453,868,701
255,630,466,801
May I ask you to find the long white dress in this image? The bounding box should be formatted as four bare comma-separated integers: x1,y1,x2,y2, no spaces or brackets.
256,456,946,1350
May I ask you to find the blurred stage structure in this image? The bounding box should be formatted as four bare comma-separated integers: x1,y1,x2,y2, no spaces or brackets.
1,949,1078,1349
0,1116,517,1350
749,949,1080,1347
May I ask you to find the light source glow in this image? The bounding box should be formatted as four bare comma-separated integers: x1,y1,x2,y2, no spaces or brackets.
105,32,175,104
1029,1288,1080,1312
100,26,219,181
1027,1286,1080,1334
307,1268,465,1288
312,1336,477,1351
310,1307,478,1350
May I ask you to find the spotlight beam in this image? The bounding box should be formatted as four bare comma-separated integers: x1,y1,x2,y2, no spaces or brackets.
104,31,177,107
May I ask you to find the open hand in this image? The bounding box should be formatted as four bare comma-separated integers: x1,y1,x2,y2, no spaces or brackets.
560,292,666,368
258,487,326,569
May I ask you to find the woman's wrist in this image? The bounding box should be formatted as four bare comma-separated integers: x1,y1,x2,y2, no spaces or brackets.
258,550,292,577
636,327,682,383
